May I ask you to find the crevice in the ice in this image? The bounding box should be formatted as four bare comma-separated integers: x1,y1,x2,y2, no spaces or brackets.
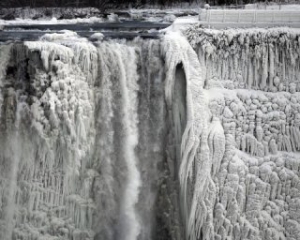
173,62,187,175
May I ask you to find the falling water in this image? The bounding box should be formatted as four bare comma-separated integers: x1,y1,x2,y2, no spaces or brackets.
112,43,141,240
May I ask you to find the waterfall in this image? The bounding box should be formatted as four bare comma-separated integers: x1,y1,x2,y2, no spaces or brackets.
112,43,141,240
0,33,166,240
1,27,300,240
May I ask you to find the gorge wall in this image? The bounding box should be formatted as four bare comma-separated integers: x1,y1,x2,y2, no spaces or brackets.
0,26,300,240
181,27,300,240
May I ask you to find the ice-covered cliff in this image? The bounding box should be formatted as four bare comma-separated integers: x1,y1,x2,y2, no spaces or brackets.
177,26,300,240
0,32,166,240
0,25,300,240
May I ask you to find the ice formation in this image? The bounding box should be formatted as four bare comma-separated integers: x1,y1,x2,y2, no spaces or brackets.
1,25,300,240
0,32,166,240
177,26,300,240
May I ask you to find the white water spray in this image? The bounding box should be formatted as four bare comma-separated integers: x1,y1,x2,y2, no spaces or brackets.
114,43,141,240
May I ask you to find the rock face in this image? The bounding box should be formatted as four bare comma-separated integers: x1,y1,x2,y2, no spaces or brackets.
0,27,300,240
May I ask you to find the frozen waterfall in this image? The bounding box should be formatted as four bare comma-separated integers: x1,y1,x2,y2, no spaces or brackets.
0,33,166,240
1,26,300,240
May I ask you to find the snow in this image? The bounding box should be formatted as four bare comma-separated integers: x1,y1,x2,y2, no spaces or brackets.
0,7,199,26
107,13,120,22
162,16,199,32
0,16,104,26
246,3,300,10
90,32,104,41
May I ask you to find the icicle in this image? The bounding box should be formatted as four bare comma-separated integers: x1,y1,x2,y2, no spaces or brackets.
208,117,225,177
269,43,275,89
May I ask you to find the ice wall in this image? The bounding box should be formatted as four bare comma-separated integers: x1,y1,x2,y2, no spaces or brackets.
186,27,300,92
163,26,300,240
0,33,166,240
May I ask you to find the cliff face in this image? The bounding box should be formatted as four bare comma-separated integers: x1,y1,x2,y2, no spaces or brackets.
175,27,300,240
0,27,300,240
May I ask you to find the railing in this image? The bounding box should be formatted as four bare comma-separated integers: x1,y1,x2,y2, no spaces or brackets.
199,10,300,28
